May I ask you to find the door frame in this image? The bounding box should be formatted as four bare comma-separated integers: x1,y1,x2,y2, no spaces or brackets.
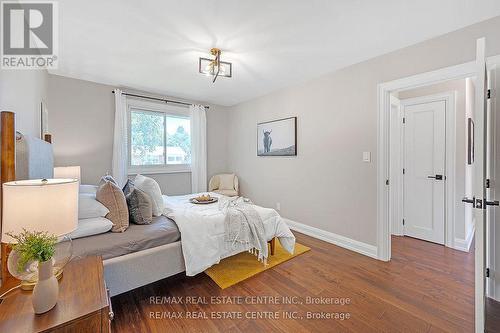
395,93,456,247
488,64,498,301
377,54,500,262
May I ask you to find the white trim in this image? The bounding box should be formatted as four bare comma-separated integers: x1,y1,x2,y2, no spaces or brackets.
475,38,487,333
128,165,191,175
454,223,476,252
398,92,457,249
127,169,191,176
284,219,378,259
488,62,498,301
378,60,479,261
389,95,404,236
378,61,476,93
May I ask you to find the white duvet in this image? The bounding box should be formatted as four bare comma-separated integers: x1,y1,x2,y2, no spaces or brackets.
162,193,296,276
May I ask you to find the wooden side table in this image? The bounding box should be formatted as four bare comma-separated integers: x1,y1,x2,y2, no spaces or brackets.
0,256,112,332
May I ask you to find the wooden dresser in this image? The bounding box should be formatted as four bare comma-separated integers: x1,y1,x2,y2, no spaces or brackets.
0,256,112,332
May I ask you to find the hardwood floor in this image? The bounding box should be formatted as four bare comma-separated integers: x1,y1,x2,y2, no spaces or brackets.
486,297,500,333
111,233,476,332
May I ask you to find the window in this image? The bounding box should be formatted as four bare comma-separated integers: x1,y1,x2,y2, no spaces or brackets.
129,104,191,173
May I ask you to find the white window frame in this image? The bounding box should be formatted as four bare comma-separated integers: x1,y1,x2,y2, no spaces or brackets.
127,98,191,175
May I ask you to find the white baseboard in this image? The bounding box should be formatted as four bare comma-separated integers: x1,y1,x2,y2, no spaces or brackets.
454,225,475,252
284,218,378,259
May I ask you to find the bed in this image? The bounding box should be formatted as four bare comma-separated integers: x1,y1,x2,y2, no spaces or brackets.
71,216,180,260
76,192,295,296
71,215,186,296
0,111,296,297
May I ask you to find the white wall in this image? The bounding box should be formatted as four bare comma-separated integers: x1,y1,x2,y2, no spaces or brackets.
48,74,229,194
398,79,471,247
0,70,48,137
225,16,500,247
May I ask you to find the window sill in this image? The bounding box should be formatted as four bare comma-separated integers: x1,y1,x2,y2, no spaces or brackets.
128,167,191,175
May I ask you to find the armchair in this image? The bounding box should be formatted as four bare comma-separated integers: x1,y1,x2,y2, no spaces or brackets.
209,174,239,197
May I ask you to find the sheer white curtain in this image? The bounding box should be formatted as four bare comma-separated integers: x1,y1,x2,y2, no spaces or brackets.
190,104,207,193
112,89,128,187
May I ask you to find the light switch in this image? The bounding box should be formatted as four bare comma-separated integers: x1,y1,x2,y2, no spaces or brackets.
363,152,371,162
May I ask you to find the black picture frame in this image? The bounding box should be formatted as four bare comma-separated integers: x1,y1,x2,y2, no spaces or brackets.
257,117,297,156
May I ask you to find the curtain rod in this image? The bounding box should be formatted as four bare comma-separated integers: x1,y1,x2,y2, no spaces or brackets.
112,90,209,109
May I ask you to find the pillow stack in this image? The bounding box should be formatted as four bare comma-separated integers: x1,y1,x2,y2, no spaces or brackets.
71,184,113,239
122,175,164,224
73,174,164,236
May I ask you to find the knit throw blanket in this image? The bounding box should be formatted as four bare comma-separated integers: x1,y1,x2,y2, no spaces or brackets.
219,197,268,264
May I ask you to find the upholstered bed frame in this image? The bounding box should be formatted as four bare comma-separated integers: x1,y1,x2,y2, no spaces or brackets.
0,111,185,296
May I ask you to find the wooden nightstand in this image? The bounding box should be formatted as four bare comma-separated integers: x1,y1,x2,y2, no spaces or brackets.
0,256,112,332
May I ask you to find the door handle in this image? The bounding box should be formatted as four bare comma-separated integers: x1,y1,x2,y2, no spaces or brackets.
428,174,443,180
485,200,500,206
462,197,475,204
462,197,482,209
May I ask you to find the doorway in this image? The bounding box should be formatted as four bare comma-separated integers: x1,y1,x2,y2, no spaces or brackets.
390,88,458,248
378,40,500,332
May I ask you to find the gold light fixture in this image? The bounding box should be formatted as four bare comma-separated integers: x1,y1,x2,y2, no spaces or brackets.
199,48,232,83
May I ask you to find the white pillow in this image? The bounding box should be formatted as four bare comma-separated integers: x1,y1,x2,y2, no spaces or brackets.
79,184,98,194
69,217,113,239
79,193,109,219
219,174,235,190
134,174,164,216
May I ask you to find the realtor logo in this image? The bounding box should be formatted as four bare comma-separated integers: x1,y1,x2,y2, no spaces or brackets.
1,1,58,69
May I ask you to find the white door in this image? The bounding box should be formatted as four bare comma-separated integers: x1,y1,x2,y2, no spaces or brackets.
471,37,489,333
403,100,446,244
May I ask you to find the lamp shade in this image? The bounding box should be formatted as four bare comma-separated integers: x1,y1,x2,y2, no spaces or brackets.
54,166,81,181
1,179,78,243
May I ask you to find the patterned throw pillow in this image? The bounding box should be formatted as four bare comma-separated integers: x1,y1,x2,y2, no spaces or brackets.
126,188,153,225
96,181,129,232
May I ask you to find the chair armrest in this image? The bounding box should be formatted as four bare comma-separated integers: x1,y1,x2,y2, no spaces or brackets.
209,175,219,191
234,176,239,194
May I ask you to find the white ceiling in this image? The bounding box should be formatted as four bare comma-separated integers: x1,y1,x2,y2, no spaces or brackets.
52,0,500,106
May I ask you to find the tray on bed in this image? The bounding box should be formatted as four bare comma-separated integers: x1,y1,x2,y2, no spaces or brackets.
189,197,218,204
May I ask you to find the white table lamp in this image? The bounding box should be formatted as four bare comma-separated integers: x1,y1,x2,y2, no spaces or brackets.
1,179,78,243
1,178,78,313
1,178,78,302
53,166,81,182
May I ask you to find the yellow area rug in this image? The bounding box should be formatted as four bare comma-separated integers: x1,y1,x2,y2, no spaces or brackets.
205,242,311,289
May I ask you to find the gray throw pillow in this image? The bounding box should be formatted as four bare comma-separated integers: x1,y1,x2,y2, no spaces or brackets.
126,188,153,225
122,179,134,196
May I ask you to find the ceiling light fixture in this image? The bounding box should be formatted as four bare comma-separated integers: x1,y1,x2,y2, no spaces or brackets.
199,48,232,83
